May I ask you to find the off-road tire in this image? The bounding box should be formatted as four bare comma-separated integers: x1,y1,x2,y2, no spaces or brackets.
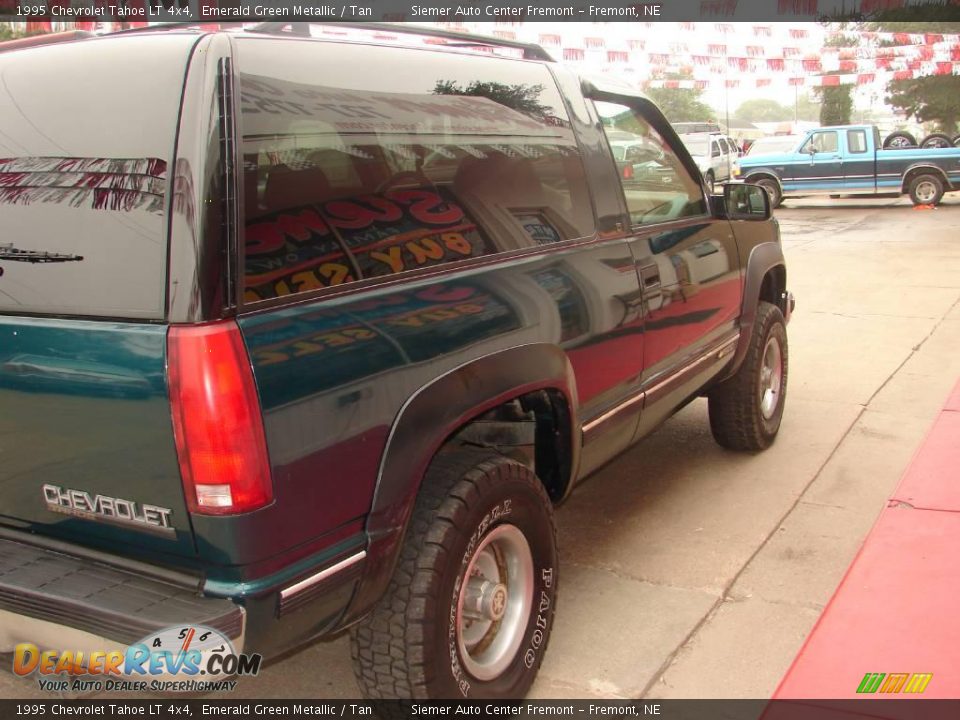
908,173,944,206
883,131,917,149
708,301,788,451
919,133,953,149
350,449,557,701
754,177,782,209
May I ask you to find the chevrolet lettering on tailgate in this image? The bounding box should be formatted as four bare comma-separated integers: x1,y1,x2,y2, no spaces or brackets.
42,484,173,534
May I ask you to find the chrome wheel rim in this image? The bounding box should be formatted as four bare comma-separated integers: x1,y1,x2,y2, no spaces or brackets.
456,524,533,681
915,181,937,204
759,336,783,420
888,136,912,148
923,138,950,149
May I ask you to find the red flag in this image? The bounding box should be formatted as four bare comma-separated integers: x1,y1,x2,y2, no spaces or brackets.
857,74,875,85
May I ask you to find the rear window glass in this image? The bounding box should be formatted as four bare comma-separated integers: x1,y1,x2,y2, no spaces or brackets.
0,36,190,319
847,130,868,153
236,38,594,304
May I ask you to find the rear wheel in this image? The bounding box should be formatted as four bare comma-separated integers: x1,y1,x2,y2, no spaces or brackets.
908,173,944,206
351,449,557,700
708,301,788,451
883,131,917,149
920,133,953,149
754,177,782,209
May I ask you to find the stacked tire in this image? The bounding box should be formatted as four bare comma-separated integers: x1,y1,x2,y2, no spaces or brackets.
883,131,960,150
882,131,916,149
919,133,953,149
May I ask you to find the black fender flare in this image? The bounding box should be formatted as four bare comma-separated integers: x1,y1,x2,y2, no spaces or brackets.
338,343,579,627
723,242,787,380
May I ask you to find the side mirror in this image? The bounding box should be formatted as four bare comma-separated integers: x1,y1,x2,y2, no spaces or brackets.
724,183,771,221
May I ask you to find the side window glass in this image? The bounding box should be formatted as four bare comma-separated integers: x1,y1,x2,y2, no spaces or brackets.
236,39,594,303
594,100,706,227
801,132,839,154
847,130,867,153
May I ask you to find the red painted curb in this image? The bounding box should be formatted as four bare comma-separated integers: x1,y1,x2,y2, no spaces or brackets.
773,379,960,701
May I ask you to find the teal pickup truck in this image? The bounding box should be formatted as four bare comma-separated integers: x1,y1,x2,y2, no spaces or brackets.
732,124,960,208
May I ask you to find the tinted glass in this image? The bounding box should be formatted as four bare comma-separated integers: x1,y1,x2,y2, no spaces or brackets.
236,38,594,303
847,130,867,153
0,36,190,318
596,101,706,226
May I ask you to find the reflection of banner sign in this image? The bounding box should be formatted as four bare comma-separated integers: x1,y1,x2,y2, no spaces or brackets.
239,74,572,142
244,187,489,301
249,281,520,408
0,156,166,213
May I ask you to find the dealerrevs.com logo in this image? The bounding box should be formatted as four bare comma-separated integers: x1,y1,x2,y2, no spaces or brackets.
13,625,261,693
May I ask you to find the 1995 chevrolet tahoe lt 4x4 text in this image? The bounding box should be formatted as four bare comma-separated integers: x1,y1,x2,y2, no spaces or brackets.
0,23,793,699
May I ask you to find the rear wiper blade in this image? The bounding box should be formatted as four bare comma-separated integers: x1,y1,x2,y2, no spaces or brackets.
0,243,84,263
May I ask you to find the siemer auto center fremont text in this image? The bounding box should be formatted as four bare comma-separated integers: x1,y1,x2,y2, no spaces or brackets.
200,705,660,716
410,5,660,17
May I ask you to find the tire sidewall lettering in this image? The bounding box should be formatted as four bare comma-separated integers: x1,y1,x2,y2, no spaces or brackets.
443,487,556,698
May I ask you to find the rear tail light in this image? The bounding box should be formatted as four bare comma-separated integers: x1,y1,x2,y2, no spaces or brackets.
167,320,273,515
622,164,634,180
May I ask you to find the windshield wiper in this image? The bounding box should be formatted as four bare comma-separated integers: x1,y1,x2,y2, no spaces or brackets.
0,243,84,263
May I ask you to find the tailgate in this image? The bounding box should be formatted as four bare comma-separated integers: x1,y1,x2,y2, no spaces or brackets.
0,35,202,559
0,317,196,557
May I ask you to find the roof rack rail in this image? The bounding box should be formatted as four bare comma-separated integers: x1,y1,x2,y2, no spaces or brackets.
246,22,554,62
0,30,95,53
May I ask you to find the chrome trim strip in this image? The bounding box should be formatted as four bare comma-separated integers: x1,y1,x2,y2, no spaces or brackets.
581,332,739,439
279,551,367,601
643,333,740,407
582,390,645,436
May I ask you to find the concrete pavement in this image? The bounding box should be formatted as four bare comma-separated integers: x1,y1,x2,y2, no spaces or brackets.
2,195,958,700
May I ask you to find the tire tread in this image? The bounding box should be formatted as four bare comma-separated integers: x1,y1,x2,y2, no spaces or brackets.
350,449,554,700
708,301,787,451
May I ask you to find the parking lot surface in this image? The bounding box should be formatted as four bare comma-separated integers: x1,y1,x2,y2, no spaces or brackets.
3,195,959,700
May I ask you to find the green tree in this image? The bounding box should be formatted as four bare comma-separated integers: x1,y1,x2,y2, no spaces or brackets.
644,73,714,123
433,80,551,120
816,29,856,126
734,99,791,123
864,21,960,134
819,86,854,125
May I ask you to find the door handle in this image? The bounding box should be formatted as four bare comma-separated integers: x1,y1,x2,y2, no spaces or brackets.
638,263,660,288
